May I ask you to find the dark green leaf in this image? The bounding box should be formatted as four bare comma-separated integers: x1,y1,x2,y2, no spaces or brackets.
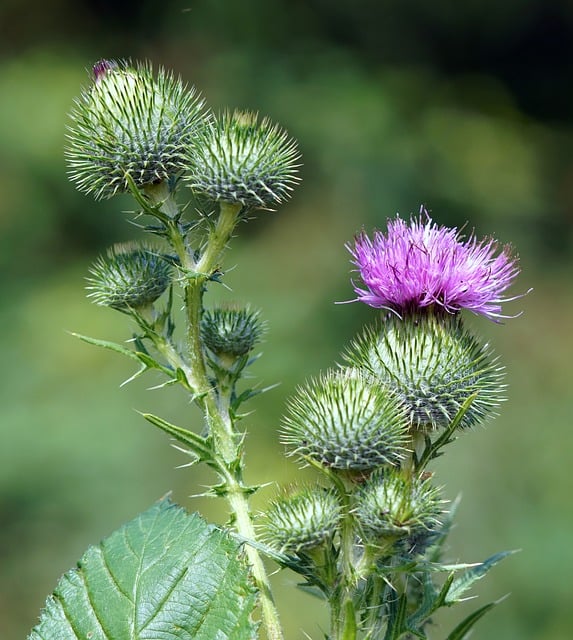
445,550,518,604
71,332,174,384
29,499,257,640
407,571,454,631
427,494,462,564
445,600,501,640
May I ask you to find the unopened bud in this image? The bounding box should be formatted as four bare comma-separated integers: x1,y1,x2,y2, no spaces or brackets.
184,110,300,210
201,305,265,358
67,59,206,200
354,468,443,545
86,243,172,311
282,369,410,471
264,487,341,554
345,313,505,431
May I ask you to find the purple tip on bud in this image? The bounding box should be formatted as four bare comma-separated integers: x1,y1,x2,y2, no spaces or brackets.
93,59,118,82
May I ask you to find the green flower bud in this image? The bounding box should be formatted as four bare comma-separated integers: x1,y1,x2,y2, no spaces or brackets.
354,468,443,544
66,59,206,200
201,306,265,358
345,313,504,431
184,110,300,209
264,487,341,554
86,243,172,310
281,369,410,471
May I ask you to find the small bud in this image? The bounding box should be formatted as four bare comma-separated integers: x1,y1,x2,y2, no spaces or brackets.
354,467,443,545
201,306,265,358
281,369,410,471
184,110,300,209
67,59,206,200
345,313,504,431
86,243,172,311
264,487,341,554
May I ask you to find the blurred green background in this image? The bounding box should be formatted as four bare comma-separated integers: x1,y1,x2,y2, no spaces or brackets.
1,1,572,638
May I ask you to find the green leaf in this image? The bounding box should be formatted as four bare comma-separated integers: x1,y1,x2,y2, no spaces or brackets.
445,550,518,604
383,592,408,640
140,412,217,467
445,600,502,640
28,499,257,640
71,332,143,361
416,394,477,470
407,571,454,631
427,493,462,564
72,332,177,385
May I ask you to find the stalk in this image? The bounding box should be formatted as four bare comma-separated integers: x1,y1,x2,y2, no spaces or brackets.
331,484,358,640
147,189,284,640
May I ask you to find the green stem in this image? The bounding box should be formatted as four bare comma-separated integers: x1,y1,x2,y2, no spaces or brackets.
331,484,358,640
142,181,180,217
185,280,283,639
145,192,283,639
196,201,242,275
227,484,284,640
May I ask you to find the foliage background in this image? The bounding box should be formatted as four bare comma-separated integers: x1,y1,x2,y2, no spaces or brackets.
1,1,572,638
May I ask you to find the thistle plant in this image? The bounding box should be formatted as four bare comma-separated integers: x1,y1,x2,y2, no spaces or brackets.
28,59,526,640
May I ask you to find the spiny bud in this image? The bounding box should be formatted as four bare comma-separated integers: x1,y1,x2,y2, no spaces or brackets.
345,313,505,431
86,243,172,311
66,59,206,200
201,306,265,358
184,110,300,209
264,487,341,554
354,467,443,545
281,369,410,471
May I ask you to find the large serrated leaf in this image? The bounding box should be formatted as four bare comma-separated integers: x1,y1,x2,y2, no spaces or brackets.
29,499,257,640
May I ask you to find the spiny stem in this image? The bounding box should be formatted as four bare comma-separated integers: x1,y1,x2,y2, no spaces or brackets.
145,189,283,639
196,201,242,274
227,485,284,640
332,485,358,640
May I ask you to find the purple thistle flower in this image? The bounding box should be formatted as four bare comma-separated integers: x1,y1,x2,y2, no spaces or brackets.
348,210,525,321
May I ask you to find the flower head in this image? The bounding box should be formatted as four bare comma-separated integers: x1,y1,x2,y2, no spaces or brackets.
184,110,300,209
66,59,206,200
354,467,444,546
345,313,505,431
282,369,410,471
349,210,523,320
264,487,341,555
86,242,172,311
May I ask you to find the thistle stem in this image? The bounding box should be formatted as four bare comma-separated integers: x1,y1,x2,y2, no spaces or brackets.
147,192,283,639
331,485,358,640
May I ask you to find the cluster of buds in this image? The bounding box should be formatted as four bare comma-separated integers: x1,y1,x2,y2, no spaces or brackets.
65,59,303,640
67,60,300,209
66,59,301,315
263,210,525,628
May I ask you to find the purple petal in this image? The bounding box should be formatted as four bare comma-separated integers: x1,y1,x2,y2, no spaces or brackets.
348,211,525,320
